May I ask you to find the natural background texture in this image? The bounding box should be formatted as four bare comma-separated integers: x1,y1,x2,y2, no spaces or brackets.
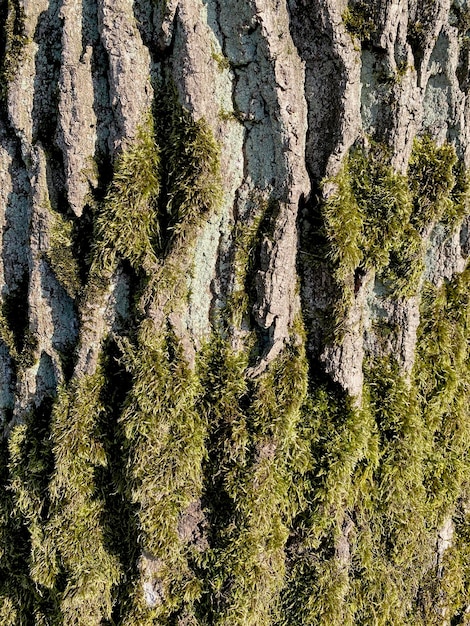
1,0,470,624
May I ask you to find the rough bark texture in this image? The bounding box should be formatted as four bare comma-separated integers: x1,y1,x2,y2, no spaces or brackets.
1,0,470,624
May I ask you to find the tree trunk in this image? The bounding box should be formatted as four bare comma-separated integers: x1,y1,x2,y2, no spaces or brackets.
1,0,470,624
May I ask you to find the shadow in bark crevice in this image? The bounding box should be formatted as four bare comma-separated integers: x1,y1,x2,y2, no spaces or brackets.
95,336,141,625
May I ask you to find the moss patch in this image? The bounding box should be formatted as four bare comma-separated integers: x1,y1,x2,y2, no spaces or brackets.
46,207,82,299
0,0,28,103
343,2,376,43
116,321,206,623
155,83,223,250
3,53,470,626
282,264,470,625
83,87,223,623
46,371,122,625
320,138,469,334
92,118,161,276
408,136,458,233
199,323,309,626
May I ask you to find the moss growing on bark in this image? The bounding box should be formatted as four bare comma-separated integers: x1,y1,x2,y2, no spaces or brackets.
321,137,470,333
200,322,309,626
343,2,377,43
448,160,470,225
46,371,122,626
227,195,277,328
155,83,223,248
86,91,224,623
88,88,222,317
2,35,470,624
46,208,81,299
8,413,55,590
280,376,375,626
349,146,412,272
322,143,417,331
0,436,37,626
117,321,206,624
93,118,161,276
282,261,470,625
0,310,17,357
0,0,28,102
408,136,458,233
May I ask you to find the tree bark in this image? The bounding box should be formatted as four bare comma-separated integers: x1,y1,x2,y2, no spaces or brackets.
1,0,470,624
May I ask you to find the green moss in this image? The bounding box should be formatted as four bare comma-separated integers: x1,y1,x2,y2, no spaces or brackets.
0,597,18,626
0,412,61,625
116,320,206,622
283,361,420,624
349,145,412,272
283,260,470,625
156,83,223,248
47,371,122,625
322,143,418,331
18,332,39,369
343,2,376,42
281,377,375,626
8,413,55,591
0,310,17,357
448,159,470,225
437,505,470,622
5,59,470,626
227,205,266,328
321,137,470,333
411,269,470,622
396,60,412,78
93,118,161,275
380,225,425,297
218,107,243,123
300,168,470,614
46,207,81,299
212,50,230,72
408,136,457,232
384,136,469,294
323,161,363,284
3,398,62,624
86,88,222,324
85,92,224,622
82,113,470,625
415,270,470,517
280,250,470,623
83,116,161,308
353,360,430,624
199,322,309,626
131,91,223,326
87,86,222,325
322,159,364,334
0,0,28,102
